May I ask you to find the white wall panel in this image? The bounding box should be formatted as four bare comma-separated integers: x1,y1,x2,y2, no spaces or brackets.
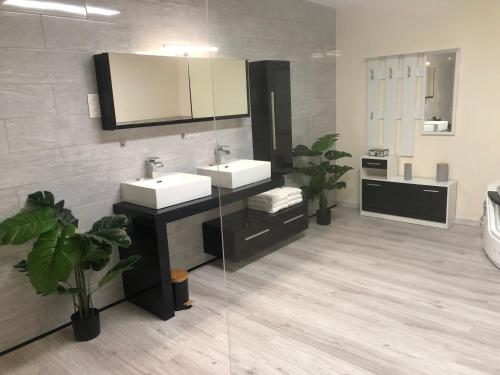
366,59,380,149
383,56,399,154
400,54,418,156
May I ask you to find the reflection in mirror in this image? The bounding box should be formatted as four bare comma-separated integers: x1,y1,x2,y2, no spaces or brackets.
423,50,458,135
210,59,249,117
189,58,249,119
109,53,192,126
189,58,214,119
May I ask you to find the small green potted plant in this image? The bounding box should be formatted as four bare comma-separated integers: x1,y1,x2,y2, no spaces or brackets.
293,134,353,225
0,191,140,341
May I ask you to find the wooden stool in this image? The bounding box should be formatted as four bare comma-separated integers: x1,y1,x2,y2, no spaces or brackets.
171,269,192,311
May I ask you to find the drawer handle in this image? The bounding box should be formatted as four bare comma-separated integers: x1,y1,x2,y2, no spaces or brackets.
283,214,304,225
366,183,381,187
245,229,270,241
423,189,440,193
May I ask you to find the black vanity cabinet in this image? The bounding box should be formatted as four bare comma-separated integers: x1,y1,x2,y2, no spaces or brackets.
249,61,293,175
203,203,308,261
362,179,448,224
113,177,285,321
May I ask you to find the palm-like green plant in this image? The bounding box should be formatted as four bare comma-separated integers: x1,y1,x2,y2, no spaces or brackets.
293,134,353,216
0,191,140,320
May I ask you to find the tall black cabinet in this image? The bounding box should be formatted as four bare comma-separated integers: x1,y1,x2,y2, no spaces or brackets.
249,61,293,175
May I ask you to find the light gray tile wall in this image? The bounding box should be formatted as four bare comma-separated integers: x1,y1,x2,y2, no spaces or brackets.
0,120,8,153
42,16,132,52
0,83,57,118
0,12,45,48
0,0,335,351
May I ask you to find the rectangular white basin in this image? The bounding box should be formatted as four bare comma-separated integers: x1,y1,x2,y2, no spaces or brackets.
121,172,212,209
197,159,271,189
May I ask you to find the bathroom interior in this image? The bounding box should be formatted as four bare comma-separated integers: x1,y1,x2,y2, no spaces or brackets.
1,0,500,374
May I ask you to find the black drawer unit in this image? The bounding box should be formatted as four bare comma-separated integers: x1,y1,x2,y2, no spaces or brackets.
203,203,308,261
277,206,308,237
362,179,402,216
362,179,447,223
362,158,387,170
411,185,447,223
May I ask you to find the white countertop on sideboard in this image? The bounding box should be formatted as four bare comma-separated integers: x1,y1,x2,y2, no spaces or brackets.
362,175,457,188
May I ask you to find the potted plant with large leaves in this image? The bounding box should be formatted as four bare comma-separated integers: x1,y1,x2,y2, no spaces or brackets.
0,191,140,342
293,134,353,225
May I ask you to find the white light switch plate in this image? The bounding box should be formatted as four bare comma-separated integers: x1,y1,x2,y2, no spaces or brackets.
87,94,101,118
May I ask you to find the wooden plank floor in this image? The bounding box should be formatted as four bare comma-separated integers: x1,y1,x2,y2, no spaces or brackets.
1,208,499,375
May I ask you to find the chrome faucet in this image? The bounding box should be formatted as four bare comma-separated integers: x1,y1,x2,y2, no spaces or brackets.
146,156,164,179
215,145,231,164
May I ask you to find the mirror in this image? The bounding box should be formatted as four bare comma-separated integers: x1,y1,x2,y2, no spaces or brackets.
188,58,214,119
189,58,249,119
422,50,459,135
94,53,249,130
210,59,249,117
109,54,192,126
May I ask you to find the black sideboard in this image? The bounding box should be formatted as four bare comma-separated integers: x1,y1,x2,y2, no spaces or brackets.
361,177,457,229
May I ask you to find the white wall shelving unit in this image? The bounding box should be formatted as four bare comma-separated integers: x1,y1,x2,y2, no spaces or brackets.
366,54,425,156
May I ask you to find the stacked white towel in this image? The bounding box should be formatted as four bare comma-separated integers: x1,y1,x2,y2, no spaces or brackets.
277,186,303,206
248,186,303,213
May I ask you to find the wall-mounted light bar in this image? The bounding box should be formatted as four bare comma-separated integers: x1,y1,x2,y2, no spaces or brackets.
86,5,120,16
3,0,120,16
136,44,219,57
312,49,341,59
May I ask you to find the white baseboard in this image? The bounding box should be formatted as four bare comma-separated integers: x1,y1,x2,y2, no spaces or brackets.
336,201,480,228
455,218,480,227
361,210,450,229
336,201,360,209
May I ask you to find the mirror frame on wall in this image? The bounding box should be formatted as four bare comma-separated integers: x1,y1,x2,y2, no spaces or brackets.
421,48,460,136
94,53,250,131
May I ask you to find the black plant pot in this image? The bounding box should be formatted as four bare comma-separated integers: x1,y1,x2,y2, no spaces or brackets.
71,308,100,342
316,209,332,226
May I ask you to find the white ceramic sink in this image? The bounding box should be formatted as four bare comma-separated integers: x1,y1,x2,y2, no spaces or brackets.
121,172,212,209
197,159,271,189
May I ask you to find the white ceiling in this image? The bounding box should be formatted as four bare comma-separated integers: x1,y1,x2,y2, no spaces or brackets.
305,0,367,9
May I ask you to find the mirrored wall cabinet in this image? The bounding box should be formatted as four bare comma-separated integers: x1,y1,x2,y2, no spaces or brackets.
94,53,249,130
366,48,460,156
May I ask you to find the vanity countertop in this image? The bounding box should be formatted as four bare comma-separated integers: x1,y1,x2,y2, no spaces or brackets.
114,175,285,223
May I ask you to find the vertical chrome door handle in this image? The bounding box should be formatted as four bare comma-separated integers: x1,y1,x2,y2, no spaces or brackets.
271,91,277,151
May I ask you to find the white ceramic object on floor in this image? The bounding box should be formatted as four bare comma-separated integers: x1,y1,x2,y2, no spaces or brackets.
483,179,500,268
121,173,212,209
197,160,271,189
